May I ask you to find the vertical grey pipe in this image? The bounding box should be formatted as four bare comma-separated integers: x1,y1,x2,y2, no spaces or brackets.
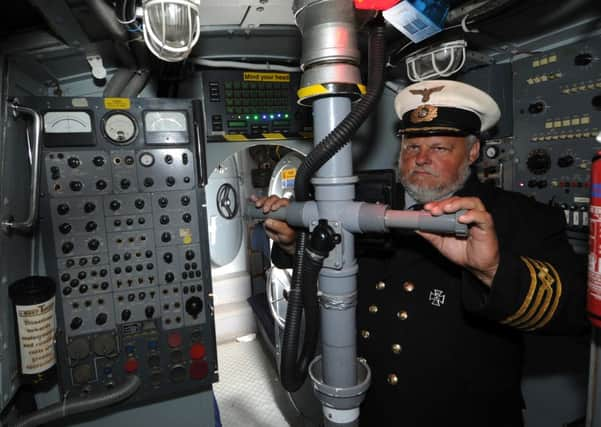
313,96,358,389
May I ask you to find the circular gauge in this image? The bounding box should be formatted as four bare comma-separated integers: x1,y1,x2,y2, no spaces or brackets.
139,152,155,167
103,112,137,144
484,145,499,159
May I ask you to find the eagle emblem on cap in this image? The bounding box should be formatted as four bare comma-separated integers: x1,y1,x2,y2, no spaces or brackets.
409,85,444,102
410,104,438,123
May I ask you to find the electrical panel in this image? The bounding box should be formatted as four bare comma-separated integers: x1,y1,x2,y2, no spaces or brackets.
512,34,601,244
202,69,312,142
30,97,217,409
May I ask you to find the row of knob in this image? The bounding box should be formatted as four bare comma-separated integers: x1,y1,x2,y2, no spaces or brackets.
56,195,192,216
54,176,191,193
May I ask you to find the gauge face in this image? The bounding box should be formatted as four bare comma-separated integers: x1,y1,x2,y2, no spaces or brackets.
103,112,137,144
145,111,187,132
44,111,92,133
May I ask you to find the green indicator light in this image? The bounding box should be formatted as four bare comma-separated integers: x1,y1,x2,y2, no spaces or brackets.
245,115,250,120
254,115,259,120
284,114,289,119
269,114,274,119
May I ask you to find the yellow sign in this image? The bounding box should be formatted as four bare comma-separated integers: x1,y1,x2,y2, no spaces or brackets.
179,228,193,244
282,168,296,180
243,72,290,83
104,98,131,110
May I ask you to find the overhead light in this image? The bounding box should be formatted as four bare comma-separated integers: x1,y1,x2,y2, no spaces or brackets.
405,40,467,82
142,0,201,62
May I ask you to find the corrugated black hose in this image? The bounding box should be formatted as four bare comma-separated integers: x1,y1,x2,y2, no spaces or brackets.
279,17,386,392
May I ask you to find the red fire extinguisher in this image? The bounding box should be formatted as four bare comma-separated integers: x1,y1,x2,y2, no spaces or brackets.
588,150,601,327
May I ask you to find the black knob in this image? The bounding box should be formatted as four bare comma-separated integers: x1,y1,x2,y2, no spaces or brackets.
70,317,83,330
527,179,538,188
110,200,121,211
68,157,80,168
185,250,195,261
166,176,175,187
96,180,107,190
182,213,192,223
70,181,83,192
537,180,548,189
160,215,170,225
59,223,72,234
96,313,108,325
526,149,551,175
182,153,188,165
124,156,134,165
557,155,574,168
88,239,100,251
124,252,132,260
92,256,101,265
527,101,545,114
93,156,105,167
84,221,97,233
62,241,74,254
158,197,168,208
574,53,593,66
101,281,110,290
163,252,173,263
121,309,132,322
135,199,145,210
164,155,173,164
143,177,154,188
185,296,203,319
57,203,70,215
120,178,131,189
78,271,87,280
126,218,134,226
165,272,174,283
161,232,171,243
84,202,96,213
181,195,190,206
145,306,155,319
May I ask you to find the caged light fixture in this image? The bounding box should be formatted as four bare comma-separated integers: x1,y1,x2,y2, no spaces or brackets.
142,0,201,62
405,40,467,82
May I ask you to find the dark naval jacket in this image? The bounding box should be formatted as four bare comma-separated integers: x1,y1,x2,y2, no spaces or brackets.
272,174,587,427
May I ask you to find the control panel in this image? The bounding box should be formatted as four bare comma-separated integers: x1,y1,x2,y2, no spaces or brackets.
33,97,217,408
202,69,312,142
512,34,601,238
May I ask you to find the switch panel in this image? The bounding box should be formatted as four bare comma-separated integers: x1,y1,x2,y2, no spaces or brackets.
31,97,217,410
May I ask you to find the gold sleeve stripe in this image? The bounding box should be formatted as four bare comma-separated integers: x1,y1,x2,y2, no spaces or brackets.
500,256,562,330
512,259,553,329
500,256,537,325
526,260,563,331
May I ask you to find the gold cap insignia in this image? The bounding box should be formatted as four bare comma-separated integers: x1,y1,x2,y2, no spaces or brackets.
410,104,438,123
409,85,444,102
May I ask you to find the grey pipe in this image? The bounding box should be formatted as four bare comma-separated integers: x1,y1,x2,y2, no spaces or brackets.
12,376,141,427
84,0,128,42
103,69,136,97
121,69,151,97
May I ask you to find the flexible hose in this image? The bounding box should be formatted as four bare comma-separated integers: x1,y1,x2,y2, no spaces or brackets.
12,376,141,427
279,17,386,392
103,68,135,97
281,233,323,391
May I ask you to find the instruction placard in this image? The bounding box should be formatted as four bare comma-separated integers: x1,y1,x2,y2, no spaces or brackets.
15,298,56,375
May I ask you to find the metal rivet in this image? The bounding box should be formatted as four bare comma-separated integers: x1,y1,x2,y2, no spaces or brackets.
376,281,386,290
397,310,408,320
387,374,398,385
391,343,402,354
403,281,415,292
368,305,378,314
360,330,370,339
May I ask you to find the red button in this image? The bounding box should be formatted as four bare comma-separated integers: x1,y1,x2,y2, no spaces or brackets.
189,343,206,360
168,332,182,348
124,357,139,373
190,360,208,380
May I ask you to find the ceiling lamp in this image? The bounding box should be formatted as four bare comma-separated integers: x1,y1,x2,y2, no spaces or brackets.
405,40,467,82
142,0,201,62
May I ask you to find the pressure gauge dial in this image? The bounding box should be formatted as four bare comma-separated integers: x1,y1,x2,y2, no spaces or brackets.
103,112,137,144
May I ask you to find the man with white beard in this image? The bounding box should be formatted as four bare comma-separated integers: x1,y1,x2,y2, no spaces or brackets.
255,80,587,426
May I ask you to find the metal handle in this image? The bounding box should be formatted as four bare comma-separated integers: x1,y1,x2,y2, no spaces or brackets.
1,102,43,234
